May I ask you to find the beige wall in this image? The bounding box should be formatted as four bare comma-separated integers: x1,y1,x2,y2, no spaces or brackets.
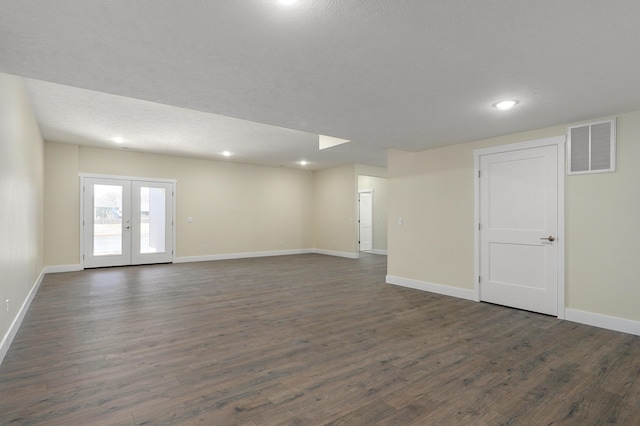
44,143,79,266
388,111,640,322
565,112,640,320
44,143,314,263
356,164,387,179
312,164,358,255
358,175,388,252
44,146,372,264
0,74,44,354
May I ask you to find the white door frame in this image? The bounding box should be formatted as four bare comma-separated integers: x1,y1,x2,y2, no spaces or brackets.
358,189,374,251
80,173,177,268
473,136,566,319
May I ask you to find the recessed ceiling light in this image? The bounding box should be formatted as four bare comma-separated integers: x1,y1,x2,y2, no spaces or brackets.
222,151,232,157
299,160,308,166
113,136,124,143
493,100,519,110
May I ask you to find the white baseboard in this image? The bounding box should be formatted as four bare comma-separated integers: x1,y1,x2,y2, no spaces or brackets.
386,275,476,301
371,249,388,256
565,308,640,337
47,249,359,267
313,249,359,259
44,264,82,273
0,268,45,365
386,275,640,337
175,248,314,264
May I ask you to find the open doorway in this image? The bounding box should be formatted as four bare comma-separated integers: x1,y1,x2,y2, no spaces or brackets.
358,189,373,251
357,175,388,255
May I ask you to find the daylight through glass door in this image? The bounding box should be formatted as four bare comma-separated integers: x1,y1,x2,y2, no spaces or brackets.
83,176,174,268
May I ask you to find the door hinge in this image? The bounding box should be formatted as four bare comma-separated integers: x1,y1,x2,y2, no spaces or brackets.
478,275,481,283
478,170,481,178
478,223,481,231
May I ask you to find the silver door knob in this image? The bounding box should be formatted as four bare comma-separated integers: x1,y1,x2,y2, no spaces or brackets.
540,236,555,242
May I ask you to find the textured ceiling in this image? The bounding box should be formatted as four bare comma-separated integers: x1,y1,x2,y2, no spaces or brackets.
2,1,640,169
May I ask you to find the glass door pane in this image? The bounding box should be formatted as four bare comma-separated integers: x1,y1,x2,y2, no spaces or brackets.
93,184,123,256
83,178,131,268
83,177,173,268
140,186,166,254
131,181,173,265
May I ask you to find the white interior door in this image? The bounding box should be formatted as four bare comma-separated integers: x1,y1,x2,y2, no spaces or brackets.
359,190,373,251
478,143,560,315
83,176,174,268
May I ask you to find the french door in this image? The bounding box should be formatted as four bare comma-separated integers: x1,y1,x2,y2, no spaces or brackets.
82,176,175,268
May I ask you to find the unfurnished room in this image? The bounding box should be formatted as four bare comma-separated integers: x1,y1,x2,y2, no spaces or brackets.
1,1,640,425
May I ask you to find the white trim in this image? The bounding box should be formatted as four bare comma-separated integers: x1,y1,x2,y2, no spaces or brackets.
358,188,374,253
79,174,84,266
565,308,640,337
473,135,566,317
0,268,45,365
175,248,360,263
174,249,314,263
556,140,566,319
473,153,481,302
386,275,476,301
80,174,177,268
371,249,388,256
313,249,359,259
473,136,565,157
79,173,177,184
44,264,83,274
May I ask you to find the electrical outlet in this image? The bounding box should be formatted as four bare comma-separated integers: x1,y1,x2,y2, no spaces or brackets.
203,243,208,251
5,299,9,313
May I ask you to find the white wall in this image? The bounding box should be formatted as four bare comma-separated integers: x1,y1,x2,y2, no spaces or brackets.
44,143,314,264
0,74,45,362
388,111,640,328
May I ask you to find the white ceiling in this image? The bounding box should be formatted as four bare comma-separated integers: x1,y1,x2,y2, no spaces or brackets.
2,1,640,170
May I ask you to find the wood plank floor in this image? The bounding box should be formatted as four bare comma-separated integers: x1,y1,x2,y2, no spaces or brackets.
1,253,640,425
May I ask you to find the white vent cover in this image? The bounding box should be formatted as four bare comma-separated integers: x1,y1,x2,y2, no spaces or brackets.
567,118,616,175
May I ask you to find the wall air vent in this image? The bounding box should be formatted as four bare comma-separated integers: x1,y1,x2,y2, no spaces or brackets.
567,118,616,175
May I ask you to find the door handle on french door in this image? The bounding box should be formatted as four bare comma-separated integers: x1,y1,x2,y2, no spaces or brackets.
540,236,555,242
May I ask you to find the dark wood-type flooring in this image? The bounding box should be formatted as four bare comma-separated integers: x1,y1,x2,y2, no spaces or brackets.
1,253,640,425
